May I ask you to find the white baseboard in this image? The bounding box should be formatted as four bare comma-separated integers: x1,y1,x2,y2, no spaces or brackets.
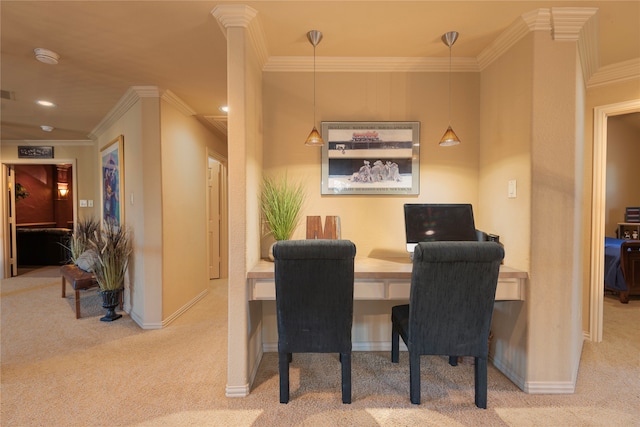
128,288,209,330
524,381,576,394
225,383,251,398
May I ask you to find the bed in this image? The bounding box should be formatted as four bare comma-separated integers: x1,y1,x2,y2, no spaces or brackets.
604,237,640,303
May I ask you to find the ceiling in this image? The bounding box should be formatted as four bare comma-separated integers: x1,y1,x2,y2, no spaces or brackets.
1,1,639,143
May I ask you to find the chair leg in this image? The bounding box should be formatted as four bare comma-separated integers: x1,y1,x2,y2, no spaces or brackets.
61,277,66,298
391,324,400,363
474,356,488,409
279,352,290,403
409,351,421,404
341,352,351,404
448,356,458,366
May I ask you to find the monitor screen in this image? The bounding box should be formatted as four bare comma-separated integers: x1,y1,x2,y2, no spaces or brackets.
404,204,477,251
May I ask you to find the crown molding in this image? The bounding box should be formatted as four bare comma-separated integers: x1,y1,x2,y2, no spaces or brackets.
551,7,598,41
477,8,551,70
211,4,269,68
90,86,161,139
161,89,196,116
588,58,640,88
2,139,94,146
264,56,478,72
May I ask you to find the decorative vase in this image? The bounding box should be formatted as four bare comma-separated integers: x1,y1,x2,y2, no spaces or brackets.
99,289,122,322
268,241,277,262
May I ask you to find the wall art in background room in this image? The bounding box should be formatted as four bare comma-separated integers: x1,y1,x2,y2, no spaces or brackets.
100,135,124,226
321,122,420,195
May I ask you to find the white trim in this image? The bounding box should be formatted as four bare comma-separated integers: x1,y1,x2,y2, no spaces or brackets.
225,384,251,398
90,86,160,139
264,56,478,73
161,90,196,116
524,381,576,394
590,99,640,343
162,288,210,328
588,59,640,88
1,140,94,146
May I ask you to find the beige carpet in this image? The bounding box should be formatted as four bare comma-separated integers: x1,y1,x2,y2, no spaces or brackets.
1,266,639,426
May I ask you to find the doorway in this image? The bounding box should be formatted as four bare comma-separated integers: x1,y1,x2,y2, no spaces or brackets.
1,159,77,278
207,151,228,280
590,99,640,342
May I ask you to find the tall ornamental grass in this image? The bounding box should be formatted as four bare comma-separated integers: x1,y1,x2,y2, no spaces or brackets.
260,175,305,241
90,219,132,291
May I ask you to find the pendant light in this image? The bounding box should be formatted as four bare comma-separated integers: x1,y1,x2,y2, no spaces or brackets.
305,30,323,146
439,31,461,147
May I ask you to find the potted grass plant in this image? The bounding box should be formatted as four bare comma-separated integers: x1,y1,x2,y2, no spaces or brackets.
89,219,132,322
260,174,305,260
66,217,100,264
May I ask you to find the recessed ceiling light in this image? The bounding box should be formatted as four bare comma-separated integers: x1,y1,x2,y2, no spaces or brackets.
219,105,229,113
36,100,56,107
34,48,60,65
40,125,54,132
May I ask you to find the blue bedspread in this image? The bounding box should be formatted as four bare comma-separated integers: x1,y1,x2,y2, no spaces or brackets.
604,238,627,291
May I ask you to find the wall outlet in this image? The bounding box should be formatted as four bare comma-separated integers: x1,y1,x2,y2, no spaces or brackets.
88,200,93,207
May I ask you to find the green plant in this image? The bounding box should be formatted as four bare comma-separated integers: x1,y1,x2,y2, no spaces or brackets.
260,174,305,241
15,183,29,201
90,219,132,291
67,217,100,263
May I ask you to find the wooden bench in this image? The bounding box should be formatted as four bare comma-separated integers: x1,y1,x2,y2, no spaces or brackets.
60,264,99,319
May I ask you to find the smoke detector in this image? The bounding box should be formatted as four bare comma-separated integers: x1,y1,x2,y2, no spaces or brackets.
34,48,60,65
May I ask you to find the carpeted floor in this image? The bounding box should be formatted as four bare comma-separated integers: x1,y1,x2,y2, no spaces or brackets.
1,266,638,426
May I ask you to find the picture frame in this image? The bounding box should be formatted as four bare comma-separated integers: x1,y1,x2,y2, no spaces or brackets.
321,121,420,195
100,135,124,226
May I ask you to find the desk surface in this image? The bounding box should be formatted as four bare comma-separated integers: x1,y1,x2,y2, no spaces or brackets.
247,257,528,280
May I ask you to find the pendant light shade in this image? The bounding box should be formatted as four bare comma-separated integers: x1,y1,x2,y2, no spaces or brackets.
305,30,323,146
439,31,461,147
305,126,323,146
439,126,461,147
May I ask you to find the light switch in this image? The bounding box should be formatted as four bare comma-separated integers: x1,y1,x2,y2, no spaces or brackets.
79,199,87,207
88,200,93,207
508,180,517,198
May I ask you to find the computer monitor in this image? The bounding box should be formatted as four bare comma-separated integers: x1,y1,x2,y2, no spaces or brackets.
404,203,478,252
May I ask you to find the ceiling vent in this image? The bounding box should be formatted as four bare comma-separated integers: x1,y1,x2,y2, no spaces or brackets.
1,90,15,100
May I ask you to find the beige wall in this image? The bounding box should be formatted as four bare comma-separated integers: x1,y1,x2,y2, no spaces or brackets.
478,33,533,388
96,96,165,327
605,114,640,237
94,89,227,328
262,71,481,258
160,98,226,319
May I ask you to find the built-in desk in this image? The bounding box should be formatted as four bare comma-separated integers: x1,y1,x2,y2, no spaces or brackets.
247,257,528,301
247,257,528,391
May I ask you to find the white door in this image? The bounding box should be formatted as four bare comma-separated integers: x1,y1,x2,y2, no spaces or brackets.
207,158,221,279
3,165,17,277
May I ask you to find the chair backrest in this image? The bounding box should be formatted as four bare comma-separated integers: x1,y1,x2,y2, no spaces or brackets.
408,241,504,357
273,239,356,354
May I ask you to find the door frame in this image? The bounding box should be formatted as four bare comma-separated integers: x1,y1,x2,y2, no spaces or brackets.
1,158,77,278
206,148,228,279
590,99,640,342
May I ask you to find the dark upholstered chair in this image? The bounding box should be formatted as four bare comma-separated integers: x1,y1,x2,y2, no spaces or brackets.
273,239,356,404
391,241,504,408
